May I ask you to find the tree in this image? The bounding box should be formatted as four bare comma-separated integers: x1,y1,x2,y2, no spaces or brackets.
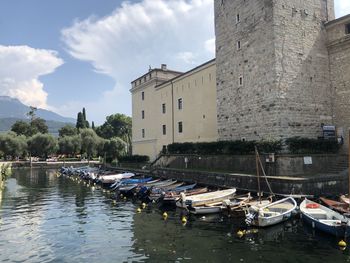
80,129,102,158
11,120,31,136
96,114,132,155
59,125,77,137
27,133,58,158
76,112,85,130
104,137,127,162
91,121,95,130
0,132,27,159
82,107,89,128
30,118,48,134
58,135,81,156
27,106,37,121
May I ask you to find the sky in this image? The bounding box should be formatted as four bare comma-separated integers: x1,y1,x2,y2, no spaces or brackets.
0,0,349,124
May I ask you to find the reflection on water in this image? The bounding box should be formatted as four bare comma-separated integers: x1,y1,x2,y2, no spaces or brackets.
0,168,349,262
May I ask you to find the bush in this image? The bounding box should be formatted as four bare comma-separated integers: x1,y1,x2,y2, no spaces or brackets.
119,155,150,163
285,137,340,154
167,140,282,155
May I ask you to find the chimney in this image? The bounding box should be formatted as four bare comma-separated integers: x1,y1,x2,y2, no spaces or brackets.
161,64,167,71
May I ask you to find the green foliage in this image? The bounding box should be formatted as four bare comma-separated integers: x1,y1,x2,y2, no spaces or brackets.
27,133,58,158
167,140,282,155
58,135,81,156
59,125,77,137
80,129,103,158
0,132,27,159
285,137,340,154
104,137,127,162
118,155,150,163
96,114,132,154
30,118,48,134
76,112,85,129
11,120,31,136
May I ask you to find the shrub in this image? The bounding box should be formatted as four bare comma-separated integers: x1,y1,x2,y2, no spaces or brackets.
285,137,340,154
119,155,150,163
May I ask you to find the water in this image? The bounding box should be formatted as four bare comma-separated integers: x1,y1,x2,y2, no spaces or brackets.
0,168,349,263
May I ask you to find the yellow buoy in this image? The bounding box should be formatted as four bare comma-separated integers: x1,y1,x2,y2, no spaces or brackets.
181,216,187,224
120,194,124,198
141,203,146,209
137,208,142,213
112,200,117,205
163,212,168,220
338,240,347,248
237,230,245,238
123,196,127,200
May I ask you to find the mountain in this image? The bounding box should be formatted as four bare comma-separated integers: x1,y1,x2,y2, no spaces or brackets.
0,96,75,123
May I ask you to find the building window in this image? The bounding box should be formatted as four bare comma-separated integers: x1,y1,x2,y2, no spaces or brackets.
237,41,241,50
141,110,145,119
178,121,183,133
162,103,166,114
142,129,145,138
178,98,183,110
141,91,144,100
239,76,243,86
236,14,240,23
346,23,350,34
162,125,166,135
209,73,212,81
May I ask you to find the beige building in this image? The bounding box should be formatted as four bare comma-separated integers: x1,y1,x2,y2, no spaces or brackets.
130,60,218,160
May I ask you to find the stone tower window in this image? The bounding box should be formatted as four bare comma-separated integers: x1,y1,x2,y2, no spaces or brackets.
162,125,166,135
346,23,350,34
239,76,243,86
141,110,145,119
178,122,183,133
237,41,241,50
142,129,145,138
236,14,240,23
178,98,183,110
141,91,145,100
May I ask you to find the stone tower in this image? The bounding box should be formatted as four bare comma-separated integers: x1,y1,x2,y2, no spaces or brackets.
215,0,335,141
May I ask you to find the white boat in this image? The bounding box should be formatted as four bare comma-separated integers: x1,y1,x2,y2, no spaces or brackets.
177,188,236,208
98,173,135,184
245,197,297,227
300,199,349,236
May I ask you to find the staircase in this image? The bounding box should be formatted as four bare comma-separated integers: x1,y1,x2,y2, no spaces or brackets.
327,158,349,174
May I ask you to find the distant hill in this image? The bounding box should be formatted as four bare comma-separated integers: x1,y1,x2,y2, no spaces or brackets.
0,96,75,123
0,96,76,135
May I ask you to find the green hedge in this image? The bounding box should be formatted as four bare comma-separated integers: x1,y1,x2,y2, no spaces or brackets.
285,137,340,154
167,140,282,155
118,155,150,163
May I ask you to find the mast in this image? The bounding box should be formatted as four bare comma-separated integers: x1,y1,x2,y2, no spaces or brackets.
348,130,350,209
255,146,261,203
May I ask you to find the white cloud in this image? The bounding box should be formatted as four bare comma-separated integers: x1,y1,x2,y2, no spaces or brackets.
335,0,350,18
0,45,64,109
60,0,215,122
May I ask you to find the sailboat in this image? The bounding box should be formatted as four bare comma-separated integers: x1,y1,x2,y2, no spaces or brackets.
244,147,297,227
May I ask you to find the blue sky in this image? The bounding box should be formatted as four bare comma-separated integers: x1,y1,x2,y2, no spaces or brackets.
0,0,349,124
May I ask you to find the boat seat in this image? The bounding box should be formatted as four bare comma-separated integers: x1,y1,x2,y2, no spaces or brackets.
304,208,327,219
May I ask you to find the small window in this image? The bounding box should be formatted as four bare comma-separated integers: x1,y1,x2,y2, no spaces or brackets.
143,76,146,82
162,103,166,114
178,121,183,133
142,129,145,138
239,76,243,86
141,110,145,119
236,14,240,23
237,41,241,50
346,23,350,34
178,98,183,110
209,73,212,81
162,125,166,135
141,91,145,100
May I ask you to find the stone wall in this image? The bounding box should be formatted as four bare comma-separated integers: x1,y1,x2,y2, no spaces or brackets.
327,15,350,149
155,154,348,177
215,0,335,141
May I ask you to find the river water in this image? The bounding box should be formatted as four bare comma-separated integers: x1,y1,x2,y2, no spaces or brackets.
0,168,349,263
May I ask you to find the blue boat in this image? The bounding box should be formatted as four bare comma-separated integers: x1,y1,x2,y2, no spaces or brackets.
110,177,153,190
300,199,349,237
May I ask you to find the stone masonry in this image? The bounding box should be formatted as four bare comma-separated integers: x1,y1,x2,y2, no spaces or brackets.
215,0,336,141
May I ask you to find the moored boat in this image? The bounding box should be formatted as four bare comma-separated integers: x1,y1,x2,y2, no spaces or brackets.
300,199,349,236
177,188,236,208
245,197,297,227
320,197,350,216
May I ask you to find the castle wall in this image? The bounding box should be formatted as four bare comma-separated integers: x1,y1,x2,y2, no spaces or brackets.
327,15,350,148
215,0,335,141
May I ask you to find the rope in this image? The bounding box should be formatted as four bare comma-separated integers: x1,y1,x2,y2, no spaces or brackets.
257,151,275,197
